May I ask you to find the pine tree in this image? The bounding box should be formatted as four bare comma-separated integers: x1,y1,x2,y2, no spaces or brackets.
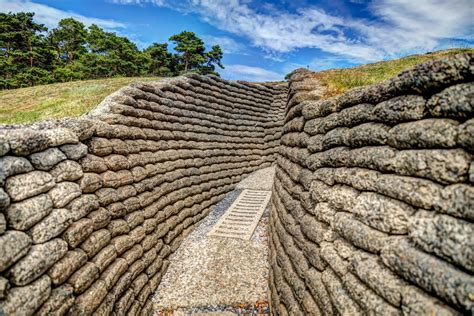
0,13,227,89
50,18,87,63
202,45,224,75
169,31,206,72
86,24,142,78
144,43,176,76
0,12,53,88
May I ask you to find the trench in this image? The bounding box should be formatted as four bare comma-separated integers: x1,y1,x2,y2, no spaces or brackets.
0,52,473,316
0,75,288,315
153,167,275,314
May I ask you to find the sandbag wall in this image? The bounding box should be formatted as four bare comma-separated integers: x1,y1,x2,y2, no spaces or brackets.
269,53,473,315
0,74,287,315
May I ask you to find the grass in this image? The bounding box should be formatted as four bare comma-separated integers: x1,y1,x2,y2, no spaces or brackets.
311,48,474,98
0,77,161,125
1,48,473,125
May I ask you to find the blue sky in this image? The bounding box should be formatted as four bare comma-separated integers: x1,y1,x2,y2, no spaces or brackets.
1,0,473,81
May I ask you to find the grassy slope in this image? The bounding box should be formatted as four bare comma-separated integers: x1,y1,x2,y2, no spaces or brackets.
0,77,160,124
1,48,472,125
312,48,474,98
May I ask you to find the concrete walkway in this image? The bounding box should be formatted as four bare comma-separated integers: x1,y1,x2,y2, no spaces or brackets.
152,167,275,314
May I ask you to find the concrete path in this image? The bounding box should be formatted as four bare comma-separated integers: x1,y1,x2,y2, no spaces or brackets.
152,167,275,315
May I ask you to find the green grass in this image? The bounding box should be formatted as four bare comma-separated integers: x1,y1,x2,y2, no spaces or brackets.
0,77,161,125
1,48,473,125
312,48,474,98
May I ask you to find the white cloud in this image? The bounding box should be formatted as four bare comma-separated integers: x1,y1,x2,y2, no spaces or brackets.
372,0,472,39
263,53,285,62
219,64,284,82
0,0,126,30
202,35,248,55
157,0,388,61
112,0,473,63
366,0,473,53
109,0,165,5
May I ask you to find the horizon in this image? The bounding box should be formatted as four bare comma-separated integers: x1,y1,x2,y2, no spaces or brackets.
1,0,473,81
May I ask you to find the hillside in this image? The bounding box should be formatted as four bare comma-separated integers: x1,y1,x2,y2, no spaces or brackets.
1,48,472,125
311,48,474,98
0,77,160,125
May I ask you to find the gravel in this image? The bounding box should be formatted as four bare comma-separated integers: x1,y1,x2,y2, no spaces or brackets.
152,166,275,314
236,167,275,191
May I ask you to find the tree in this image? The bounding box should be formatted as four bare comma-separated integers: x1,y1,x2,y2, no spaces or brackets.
201,44,224,75
49,18,87,63
86,24,142,78
169,31,206,72
0,12,53,88
0,13,227,89
144,42,176,76
14,12,47,68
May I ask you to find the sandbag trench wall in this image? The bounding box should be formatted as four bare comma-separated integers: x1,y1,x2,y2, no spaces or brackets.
268,52,474,315
0,74,288,315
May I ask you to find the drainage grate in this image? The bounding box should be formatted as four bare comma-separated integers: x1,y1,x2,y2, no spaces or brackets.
208,189,271,240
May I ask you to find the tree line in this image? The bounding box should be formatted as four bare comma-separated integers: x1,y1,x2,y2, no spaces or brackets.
0,12,224,89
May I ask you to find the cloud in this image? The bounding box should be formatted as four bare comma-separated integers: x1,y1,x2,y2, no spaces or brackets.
366,0,473,52
202,35,248,55
0,0,125,30
109,0,165,5
219,64,284,82
111,0,473,63
263,53,285,62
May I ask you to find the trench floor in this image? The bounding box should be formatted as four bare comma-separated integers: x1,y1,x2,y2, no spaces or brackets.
152,167,275,315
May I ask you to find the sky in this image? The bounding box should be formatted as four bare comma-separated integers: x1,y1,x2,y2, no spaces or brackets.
1,0,473,81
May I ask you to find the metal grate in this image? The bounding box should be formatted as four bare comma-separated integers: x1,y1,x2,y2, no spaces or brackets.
208,189,271,240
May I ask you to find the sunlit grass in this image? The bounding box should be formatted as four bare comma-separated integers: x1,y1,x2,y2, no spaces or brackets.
311,48,474,98
0,77,161,125
2,48,473,125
